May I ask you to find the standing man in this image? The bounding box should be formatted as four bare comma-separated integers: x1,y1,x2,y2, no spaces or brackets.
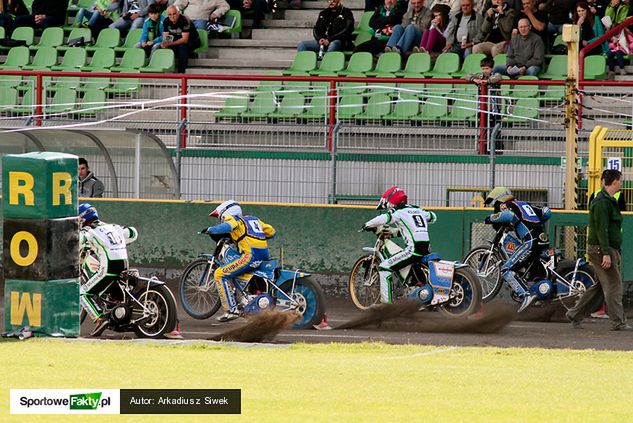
566,169,632,331
159,5,201,73
297,0,355,54
494,18,544,77
78,157,105,198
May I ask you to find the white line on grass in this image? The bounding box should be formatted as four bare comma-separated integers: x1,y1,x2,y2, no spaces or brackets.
382,346,460,360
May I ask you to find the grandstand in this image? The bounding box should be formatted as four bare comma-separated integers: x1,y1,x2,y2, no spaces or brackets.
1,0,632,207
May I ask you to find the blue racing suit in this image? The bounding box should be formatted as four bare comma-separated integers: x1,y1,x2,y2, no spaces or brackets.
486,200,551,296
206,214,276,312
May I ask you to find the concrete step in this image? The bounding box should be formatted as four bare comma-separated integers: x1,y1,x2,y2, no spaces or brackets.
250,19,314,28
210,46,297,60
282,9,328,20
189,58,292,69
208,39,298,48
252,27,312,40
299,0,365,9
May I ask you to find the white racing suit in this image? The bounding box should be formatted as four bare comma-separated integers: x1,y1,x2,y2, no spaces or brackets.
80,221,138,320
364,206,435,303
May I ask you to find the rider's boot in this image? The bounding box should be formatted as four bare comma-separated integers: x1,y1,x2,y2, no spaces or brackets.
217,308,242,322
378,269,393,304
90,317,110,337
502,270,535,313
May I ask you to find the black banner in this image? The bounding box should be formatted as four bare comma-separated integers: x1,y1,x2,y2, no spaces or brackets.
120,389,241,414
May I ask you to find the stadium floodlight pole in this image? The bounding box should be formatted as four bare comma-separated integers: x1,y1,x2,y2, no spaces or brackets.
562,24,580,211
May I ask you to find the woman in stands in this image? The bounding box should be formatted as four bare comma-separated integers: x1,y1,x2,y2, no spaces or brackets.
574,0,609,55
413,4,449,53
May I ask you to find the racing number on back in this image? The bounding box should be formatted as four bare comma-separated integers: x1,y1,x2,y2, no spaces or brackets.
248,219,263,233
412,215,426,229
521,204,536,217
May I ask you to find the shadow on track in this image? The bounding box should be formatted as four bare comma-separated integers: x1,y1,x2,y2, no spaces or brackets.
208,311,299,342
336,301,516,333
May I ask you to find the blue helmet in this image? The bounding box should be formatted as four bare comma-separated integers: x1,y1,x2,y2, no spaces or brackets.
78,203,99,225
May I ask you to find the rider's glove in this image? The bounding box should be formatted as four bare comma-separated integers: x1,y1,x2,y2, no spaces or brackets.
361,225,373,233
200,227,209,234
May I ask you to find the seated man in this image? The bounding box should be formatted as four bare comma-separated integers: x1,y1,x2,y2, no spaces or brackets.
384,0,431,55
157,5,201,73
472,0,515,57
514,0,547,40
353,0,405,55
204,200,276,322
494,18,544,77
442,0,482,59
110,0,155,33
0,0,29,36
174,0,230,30
297,0,354,54
14,0,69,30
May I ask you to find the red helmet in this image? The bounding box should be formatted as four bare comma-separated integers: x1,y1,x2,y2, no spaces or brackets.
377,186,407,210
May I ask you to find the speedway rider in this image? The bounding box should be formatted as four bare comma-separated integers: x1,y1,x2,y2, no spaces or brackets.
203,200,276,322
484,187,551,312
362,186,436,304
78,203,138,336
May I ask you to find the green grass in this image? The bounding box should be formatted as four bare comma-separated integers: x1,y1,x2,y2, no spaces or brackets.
1,340,633,422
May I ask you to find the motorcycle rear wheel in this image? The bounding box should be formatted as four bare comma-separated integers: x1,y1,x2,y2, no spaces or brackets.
179,258,222,319
133,285,177,338
437,267,482,318
463,246,504,302
348,255,381,310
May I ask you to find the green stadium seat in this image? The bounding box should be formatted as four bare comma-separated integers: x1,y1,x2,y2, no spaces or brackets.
45,88,77,115
58,27,91,51
283,73,311,94
138,49,175,73
51,47,87,71
452,53,486,78
29,27,64,51
355,92,391,120
452,83,478,100
49,75,81,91
353,11,373,35
493,53,507,68
240,92,277,119
425,52,460,77
426,74,453,96
337,93,363,119
82,48,116,71
0,46,30,70
301,93,329,119
366,51,401,76
443,98,477,122
215,93,249,119
0,87,18,112
384,93,420,120
539,55,567,80
111,48,146,72
339,52,373,76
338,73,368,95
114,29,143,53
415,96,448,121
256,78,283,93
75,88,107,117
512,76,539,98
352,31,372,48
283,51,317,76
87,28,121,52
504,98,539,123
224,10,242,36
270,91,305,118
398,79,426,98
22,46,58,70
105,74,141,95
368,73,397,90
79,70,112,91
395,53,431,77
0,26,4,39
14,87,35,114
539,84,565,101
0,74,23,87
584,55,607,80
194,29,209,57
0,27,34,51
311,51,345,75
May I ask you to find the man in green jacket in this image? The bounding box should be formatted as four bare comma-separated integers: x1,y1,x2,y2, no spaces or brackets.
566,169,632,331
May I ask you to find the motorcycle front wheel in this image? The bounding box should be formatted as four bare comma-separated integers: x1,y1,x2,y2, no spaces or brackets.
438,267,482,318
556,261,596,310
279,277,326,329
179,258,221,319
133,285,177,338
348,255,381,310
463,246,504,302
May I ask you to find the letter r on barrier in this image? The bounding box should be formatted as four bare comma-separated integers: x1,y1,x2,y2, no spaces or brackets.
10,291,42,327
9,171,35,206
52,172,72,206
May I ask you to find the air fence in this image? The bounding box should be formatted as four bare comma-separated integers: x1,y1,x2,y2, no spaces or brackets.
0,70,632,207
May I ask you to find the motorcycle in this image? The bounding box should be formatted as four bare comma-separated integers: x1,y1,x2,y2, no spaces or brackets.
80,253,178,338
349,226,483,318
179,233,326,330
463,226,596,308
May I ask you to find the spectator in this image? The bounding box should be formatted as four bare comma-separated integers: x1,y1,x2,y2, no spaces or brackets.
0,0,28,35
587,0,607,17
494,18,544,76
159,5,201,73
174,0,230,30
429,0,461,17
540,0,574,36
566,169,632,331
574,0,608,55
479,0,522,12
514,0,548,40
110,0,157,33
604,0,629,27
443,0,482,58
472,0,515,57
384,0,431,54
78,158,105,198
14,0,69,30
413,4,449,53
134,3,164,54
354,0,405,55
226,0,267,29
74,0,120,41
297,0,354,54
606,33,628,77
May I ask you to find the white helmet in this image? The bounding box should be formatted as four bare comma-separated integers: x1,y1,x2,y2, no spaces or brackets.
210,200,242,219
